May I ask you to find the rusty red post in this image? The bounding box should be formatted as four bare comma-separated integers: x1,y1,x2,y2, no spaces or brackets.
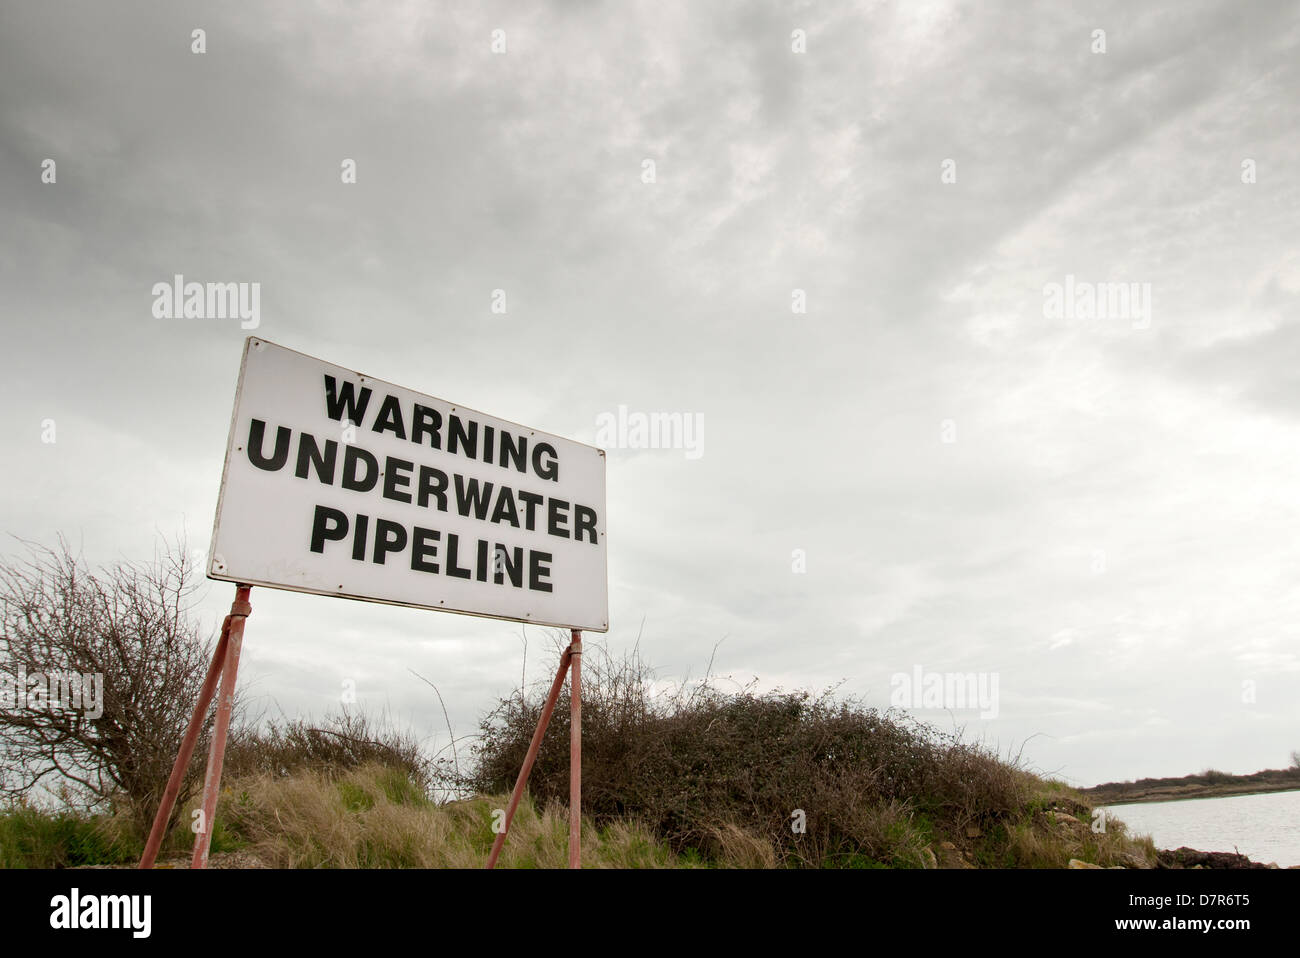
190,585,251,869
485,642,573,869
139,611,234,868
568,629,582,869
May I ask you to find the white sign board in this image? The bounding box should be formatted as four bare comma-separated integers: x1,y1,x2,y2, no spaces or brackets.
208,338,608,631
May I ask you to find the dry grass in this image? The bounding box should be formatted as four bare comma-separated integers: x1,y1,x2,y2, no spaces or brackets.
214,763,685,869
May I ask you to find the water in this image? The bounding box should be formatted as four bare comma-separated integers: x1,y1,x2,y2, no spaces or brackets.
1102,790,1300,867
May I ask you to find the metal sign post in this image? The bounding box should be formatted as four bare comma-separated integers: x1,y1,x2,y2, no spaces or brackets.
486,628,583,870
140,585,252,869
568,630,582,869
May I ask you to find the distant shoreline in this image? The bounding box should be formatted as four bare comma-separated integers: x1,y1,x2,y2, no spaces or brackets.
1083,768,1300,806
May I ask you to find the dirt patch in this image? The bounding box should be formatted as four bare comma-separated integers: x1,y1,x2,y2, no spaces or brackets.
78,851,271,870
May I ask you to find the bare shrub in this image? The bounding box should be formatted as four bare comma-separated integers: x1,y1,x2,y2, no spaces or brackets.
0,537,218,838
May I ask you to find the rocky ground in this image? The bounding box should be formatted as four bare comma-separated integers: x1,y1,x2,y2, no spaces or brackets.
1153,847,1292,869
1068,847,1296,869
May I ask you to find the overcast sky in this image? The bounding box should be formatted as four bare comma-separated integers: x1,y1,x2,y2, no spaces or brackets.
3,0,1298,788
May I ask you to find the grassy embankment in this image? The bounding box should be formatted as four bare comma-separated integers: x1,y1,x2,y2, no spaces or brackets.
0,761,1154,869
0,650,1158,869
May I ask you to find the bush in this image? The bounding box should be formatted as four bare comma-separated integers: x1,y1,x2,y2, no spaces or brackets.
460,643,1031,867
0,799,138,868
223,710,433,796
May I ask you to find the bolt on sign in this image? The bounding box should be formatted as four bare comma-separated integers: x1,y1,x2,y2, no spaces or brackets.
208,338,608,631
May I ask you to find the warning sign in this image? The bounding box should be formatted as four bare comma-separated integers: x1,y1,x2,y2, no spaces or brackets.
208,338,608,631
